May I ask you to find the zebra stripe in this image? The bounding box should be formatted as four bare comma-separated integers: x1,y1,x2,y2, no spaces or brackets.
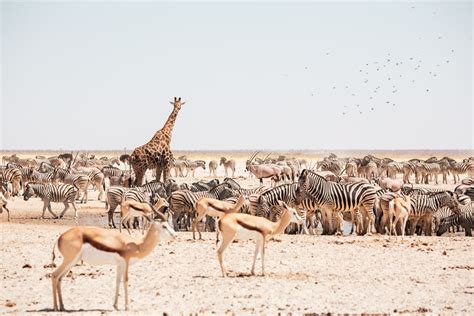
169,184,236,230
23,183,78,218
296,169,377,235
437,203,473,236
0,168,22,196
407,191,459,235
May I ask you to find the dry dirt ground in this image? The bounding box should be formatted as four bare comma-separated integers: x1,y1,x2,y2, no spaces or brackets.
1,151,473,314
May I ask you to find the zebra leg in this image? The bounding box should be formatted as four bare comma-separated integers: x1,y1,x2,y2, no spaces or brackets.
71,201,78,218
334,212,343,235
44,200,58,218
97,180,105,201
59,202,70,218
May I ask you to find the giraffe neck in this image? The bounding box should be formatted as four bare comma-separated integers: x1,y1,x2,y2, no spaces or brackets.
151,107,180,142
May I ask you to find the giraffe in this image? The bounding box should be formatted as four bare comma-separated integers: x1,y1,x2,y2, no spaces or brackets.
130,97,185,185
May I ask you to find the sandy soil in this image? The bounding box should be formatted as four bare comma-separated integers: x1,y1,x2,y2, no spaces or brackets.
1,151,473,314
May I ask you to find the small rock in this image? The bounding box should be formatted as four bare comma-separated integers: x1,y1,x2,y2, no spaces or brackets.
5,300,16,308
22,264,32,269
442,251,447,256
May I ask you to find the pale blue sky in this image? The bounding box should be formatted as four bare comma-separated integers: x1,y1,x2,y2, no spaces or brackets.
1,1,472,150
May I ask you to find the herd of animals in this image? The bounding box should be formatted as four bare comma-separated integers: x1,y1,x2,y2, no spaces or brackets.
1,98,473,311
1,150,473,238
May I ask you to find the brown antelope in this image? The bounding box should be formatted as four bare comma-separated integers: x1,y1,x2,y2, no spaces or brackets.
50,213,176,311
217,201,301,277
193,194,245,240
246,152,282,186
387,195,411,237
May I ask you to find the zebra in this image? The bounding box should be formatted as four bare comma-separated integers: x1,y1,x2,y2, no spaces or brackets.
183,160,206,177
19,168,54,188
384,161,404,179
407,191,459,235
250,183,296,219
436,202,473,236
316,160,343,175
190,179,220,192
168,184,237,231
136,180,167,198
105,186,128,227
23,183,78,218
83,169,105,201
220,157,236,178
170,159,187,177
402,161,417,184
295,169,377,235
38,161,57,173
358,161,378,181
0,168,22,196
415,162,441,184
433,194,471,233
51,168,90,203
450,161,474,183
101,165,124,179
72,166,106,200
249,183,314,234
461,178,474,185
454,183,474,202
236,186,269,197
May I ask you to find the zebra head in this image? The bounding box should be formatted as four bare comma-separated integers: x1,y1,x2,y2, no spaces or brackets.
295,169,311,205
430,191,460,214
23,183,36,201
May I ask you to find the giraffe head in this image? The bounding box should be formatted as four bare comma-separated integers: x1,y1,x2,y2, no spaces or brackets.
169,97,185,110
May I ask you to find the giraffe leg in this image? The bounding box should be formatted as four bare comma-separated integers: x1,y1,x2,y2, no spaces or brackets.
162,160,171,183
155,165,163,183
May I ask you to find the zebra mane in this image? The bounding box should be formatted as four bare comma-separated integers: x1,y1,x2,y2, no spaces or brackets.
301,169,328,182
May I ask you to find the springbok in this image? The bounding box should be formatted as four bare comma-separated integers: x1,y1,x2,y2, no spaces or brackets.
193,194,245,240
120,197,169,234
50,212,176,311
217,201,301,277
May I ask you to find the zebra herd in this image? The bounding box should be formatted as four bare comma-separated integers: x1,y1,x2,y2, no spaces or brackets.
1,152,473,237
